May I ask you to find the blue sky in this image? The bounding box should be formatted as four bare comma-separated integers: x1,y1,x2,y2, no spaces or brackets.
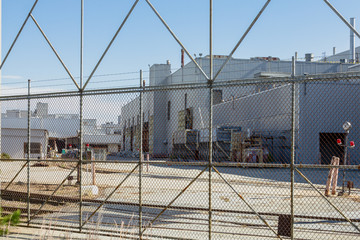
2,0,360,93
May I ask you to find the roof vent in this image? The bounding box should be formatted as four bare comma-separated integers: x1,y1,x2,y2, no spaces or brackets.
305,53,314,62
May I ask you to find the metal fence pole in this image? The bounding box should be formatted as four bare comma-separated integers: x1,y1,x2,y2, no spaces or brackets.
208,1,213,238
27,79,31,225
290,56,296,239
79,0,84,231
139,70,143,239
207,65,213,238
79,92,83,231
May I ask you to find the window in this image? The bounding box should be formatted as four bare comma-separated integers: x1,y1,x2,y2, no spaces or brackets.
167,101,171,120
24,142,42,154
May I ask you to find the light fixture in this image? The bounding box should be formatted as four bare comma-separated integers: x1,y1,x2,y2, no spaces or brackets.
342,121,352,132
338,121,354,196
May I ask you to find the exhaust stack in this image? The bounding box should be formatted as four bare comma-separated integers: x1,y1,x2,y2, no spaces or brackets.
350,18,356,63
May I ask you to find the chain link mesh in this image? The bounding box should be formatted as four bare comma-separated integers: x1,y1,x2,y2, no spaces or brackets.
1,75,359,239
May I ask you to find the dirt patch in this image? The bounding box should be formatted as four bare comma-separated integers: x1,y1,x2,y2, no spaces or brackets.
349,194,360,202
3,182,107,200
55,162,134,174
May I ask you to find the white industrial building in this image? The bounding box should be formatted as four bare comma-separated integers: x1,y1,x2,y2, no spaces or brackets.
119,54,360,164
1,128,48,159
325,46,360,63
1,103,121,157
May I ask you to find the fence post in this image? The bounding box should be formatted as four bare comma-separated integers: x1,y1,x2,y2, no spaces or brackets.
139,70,143,239
27,79,31,226
290,56,296,239
208,84,213,240
79,91,83,231
79,0,84,232
208,1,213,239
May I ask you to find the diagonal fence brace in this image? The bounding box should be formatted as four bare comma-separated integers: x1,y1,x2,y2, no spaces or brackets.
295,168,360,233
82,0,140,90
213,0,271,82
29,163,79,223
323,0,360,39
30,14,80,90
81,163,139,228
4,161,28,191
141,165,209,235
212,166,284,240
0,0,39,70
145,0,209,81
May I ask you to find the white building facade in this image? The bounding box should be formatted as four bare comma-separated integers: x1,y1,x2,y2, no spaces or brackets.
120,56,360,164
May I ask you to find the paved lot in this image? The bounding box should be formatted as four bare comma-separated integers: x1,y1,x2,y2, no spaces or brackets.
1,160,359,239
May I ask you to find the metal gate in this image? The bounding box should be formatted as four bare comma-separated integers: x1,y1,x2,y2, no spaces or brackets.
1,1,360,239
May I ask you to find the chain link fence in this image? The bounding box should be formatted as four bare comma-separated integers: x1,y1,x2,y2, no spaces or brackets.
0,72,359,239
1,1,360,239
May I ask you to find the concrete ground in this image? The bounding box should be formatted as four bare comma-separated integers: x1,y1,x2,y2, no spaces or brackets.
2,226,116,239
1,160,359,239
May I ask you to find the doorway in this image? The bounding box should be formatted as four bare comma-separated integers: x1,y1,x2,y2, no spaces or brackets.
319,132,345,164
